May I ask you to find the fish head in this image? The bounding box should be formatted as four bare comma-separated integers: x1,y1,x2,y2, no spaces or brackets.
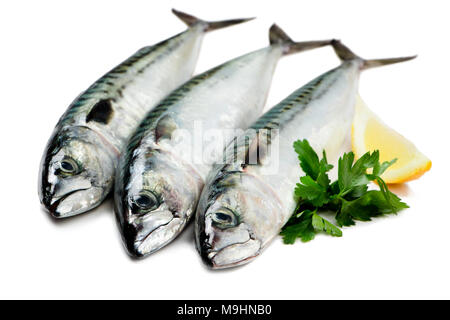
196,171,283,269
115,149,203,257
39,127,115,218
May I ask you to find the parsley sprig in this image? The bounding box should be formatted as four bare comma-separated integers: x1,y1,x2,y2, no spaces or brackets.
281,139,408,244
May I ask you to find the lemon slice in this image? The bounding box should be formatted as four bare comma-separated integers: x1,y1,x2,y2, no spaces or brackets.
352,96,431,184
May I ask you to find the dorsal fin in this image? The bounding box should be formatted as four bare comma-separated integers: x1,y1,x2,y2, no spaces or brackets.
243,131,272,167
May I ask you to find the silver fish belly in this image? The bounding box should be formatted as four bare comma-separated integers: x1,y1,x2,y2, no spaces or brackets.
195,40,415,269
114,25,332,258
38,10,251,218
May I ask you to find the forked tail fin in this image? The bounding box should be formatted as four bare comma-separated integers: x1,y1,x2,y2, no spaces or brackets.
269,24,332,55
172,9,254,32
331,39,417,70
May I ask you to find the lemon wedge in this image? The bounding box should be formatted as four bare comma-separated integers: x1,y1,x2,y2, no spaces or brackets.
352,96,431,184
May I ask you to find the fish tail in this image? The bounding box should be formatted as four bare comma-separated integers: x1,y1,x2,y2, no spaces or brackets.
172,9,254,32
331,39,417,70
269,24,332,55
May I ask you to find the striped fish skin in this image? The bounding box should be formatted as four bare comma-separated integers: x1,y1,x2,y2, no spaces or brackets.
195,40,415,269
39,10,251,218
114,25,332,258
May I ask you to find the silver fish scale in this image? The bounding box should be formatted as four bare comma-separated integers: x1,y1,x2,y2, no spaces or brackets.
115,45,286,257
57,31,187,129
120,63,226,179
195,61,361,269
39,23,207,218
250,67,338,132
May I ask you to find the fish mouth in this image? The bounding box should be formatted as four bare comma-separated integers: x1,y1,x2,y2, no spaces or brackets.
124,212,185,258
44,187,103,218
43,188,87,218
200,238,261,269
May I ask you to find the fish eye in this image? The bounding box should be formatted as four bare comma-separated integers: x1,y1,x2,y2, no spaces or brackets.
131,190,160,213
59,157,80,175
211,207,239,229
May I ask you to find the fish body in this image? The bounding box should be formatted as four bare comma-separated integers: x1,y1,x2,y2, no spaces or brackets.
114,25,332,257
38,10,251,218
195,40,415,269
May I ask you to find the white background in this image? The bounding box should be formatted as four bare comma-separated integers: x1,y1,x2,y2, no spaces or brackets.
0,0,448,299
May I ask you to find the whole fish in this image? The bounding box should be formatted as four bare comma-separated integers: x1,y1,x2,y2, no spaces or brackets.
39,9,252,218
195,40,415,269
114,25,332,257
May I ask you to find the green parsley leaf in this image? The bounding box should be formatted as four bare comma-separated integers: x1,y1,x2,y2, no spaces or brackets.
338,151,379,196
281,138,409,244
281,209,342,244
337,190,409,226
295,176,329,207
311,211,342,237
293,140,333,207
281,210,316,244
372,158,397,177
293,140,333,180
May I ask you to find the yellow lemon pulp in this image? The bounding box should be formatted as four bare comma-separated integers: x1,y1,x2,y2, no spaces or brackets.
352,96,431,184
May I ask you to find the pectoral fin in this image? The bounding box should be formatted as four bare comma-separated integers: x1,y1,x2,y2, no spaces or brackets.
155,115,177,142
86,99,114,124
